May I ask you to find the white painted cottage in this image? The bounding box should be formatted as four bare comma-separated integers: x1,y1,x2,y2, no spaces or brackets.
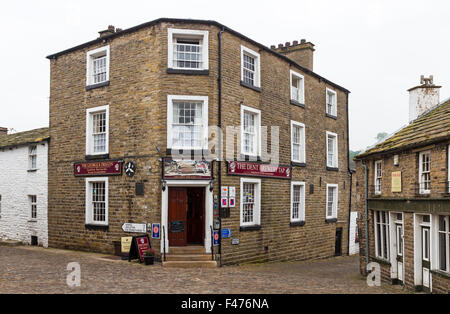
0,127,49,247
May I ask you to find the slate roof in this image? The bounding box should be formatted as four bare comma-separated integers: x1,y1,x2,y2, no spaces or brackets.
356,98,450,159
0,127,49,149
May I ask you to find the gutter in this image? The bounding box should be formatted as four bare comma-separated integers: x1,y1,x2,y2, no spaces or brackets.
46,18,350,94
217,27,225,267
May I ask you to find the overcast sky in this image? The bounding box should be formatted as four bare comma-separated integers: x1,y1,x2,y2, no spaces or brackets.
0,0,448,150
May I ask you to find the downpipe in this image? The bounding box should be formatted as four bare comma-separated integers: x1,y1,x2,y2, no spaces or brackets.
362,161,370,268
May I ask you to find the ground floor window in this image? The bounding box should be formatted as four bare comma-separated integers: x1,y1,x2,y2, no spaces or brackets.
374,210,390,260
29,195,37,219
85,177,109,226
291,181,305,223
438,215,450,272
240,178,261,227
326,184,338,219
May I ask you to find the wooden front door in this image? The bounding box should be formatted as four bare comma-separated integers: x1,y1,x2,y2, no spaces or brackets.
168,188,188,247
187,187,205,244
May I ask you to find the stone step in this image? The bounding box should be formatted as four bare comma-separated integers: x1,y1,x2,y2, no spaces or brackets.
166,254,213,261
169,246,206,255
162,260,217,268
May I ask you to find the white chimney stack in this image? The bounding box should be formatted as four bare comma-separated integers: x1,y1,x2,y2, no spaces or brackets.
408,75,441,122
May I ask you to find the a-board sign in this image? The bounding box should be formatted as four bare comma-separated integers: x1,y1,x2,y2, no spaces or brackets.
128,235,152,263
121,237,133,253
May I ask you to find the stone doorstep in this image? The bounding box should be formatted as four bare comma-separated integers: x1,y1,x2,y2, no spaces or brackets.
162,261,217,268
0,240,23,247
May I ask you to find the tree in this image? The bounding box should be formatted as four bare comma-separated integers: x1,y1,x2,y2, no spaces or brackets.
376,132,389,141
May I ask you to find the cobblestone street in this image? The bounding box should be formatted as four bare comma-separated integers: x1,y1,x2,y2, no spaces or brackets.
0,246,408,294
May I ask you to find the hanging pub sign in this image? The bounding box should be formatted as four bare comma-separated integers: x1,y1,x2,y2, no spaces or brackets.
227,161,291,179
74,160,123,177
128,235,152,263
163,159,212,180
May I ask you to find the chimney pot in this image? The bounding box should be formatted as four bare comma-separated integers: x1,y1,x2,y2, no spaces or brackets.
301,39,306,44
270,45,276,49
278,44,283,48
285,42,291,47
293,40,298,45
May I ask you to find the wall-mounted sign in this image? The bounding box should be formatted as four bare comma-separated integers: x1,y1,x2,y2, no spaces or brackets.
227,161,291,179
74,160,123,177
392,171,402,193
232,238,240,245
163,159,212,180
152,223,160,239
229,187,236,208
213,230,220,246
221,186,229,208
222,228,231,239
125,161,137,177
122,223,147,233
170,221,185,233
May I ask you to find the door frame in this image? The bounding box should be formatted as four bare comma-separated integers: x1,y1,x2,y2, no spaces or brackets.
161,180,212,253
389,212,404,282
413,213,433,291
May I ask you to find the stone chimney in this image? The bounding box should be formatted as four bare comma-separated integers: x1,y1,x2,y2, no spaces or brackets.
408,75,441,122
271,39,315,71
98,25,116,38
0,127,7,136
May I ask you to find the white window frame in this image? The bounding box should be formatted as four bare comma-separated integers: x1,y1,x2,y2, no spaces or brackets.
86,45,110,86
291,121,306,163
374,160,382,195
448,144,450,193
291,181,306,223
326,88,337,117
167,28,209,71
240,178,261,227
419,151,431,194
85,177,109,226
374,210,390,260
86,105,110,156
240,105,261,157
326,184,338,219
326,131,339,168
29,145,37,170
290,70,305,104
240,46,261,88
167,95,209,150
436,215,450,273
29,195,37,220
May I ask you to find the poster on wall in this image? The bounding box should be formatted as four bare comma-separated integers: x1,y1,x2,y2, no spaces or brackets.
392,171,402,192
229,187,236,208
163,159,212,180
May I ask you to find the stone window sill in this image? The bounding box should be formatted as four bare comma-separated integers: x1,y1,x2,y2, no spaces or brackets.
240,81,262,93
291,161,306,167
239,154,262,162
85,224,109,231
290,221,305,227
240,225,261,232
430,269,450,280
290,99,305,108
85,154,110,161
27,169,38,173
28,220,37,223
370,256,391,266
325,113,337,120
326,167,339,172
325,218,338,224
86,81,110,91
167,68,210,75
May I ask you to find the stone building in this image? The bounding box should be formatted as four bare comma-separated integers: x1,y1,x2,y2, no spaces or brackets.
0,127,49,247
355,76,450,293
47,18,351,266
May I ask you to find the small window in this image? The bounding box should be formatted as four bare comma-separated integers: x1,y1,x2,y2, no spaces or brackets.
240,178,261,227
290,70,305,104
374,160,382,194
29,145,37,170
86,106,109,156
241,46,261,88
241,105,261,157
326,131,338,169
326,184,338,219
291,121,305,163
291,182,306,223
29,195,37,220
85,178,109,226
86,46,110,87
438,215,450,272
374,210,390,260
419,151,431,194
326,88,337,117
168,28,209,71
167,95,209,150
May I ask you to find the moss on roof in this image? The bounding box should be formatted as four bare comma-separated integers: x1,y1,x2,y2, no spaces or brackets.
0,127,49,149
356,99,450,159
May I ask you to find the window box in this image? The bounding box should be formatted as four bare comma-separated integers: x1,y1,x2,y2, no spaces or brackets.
86,105,110,157
240,46,261,89
240,178,261,228
85,154,110,161
291,162,306,167
86,46,110,89
325,113,337,120
325,218,338,224
167,28,209,72
167,95,209,151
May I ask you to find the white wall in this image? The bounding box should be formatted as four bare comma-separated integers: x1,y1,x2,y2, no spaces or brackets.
349,211,359,255
0,142,48,247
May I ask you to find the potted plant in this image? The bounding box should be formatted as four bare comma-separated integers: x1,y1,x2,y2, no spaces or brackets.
143,249,155,265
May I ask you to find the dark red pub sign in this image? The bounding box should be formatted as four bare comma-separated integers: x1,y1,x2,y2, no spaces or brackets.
227,161,291,179
74,160,123,177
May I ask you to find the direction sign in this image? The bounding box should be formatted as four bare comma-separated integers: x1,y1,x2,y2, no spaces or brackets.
122,223,147,233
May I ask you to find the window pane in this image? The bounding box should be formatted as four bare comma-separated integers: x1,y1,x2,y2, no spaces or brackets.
174,39,202,69
92,182,106,222
172,101,203,148
243,183,255,224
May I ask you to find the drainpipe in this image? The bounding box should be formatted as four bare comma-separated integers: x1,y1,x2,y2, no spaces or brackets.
362,161,370,268
217,27,225,267
346,93,352,256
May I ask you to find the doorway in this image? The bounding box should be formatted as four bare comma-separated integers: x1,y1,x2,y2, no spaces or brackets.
335,228,343,256
168,187,205,247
